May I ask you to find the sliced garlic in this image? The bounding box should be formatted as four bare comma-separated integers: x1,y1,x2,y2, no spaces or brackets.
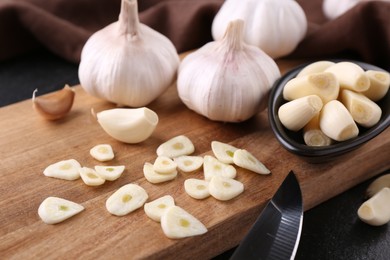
106,183,148,216
362,70,390,101
283,72,339,104
32,85,75,120
153,156,177,174
358,187,390,226
43,159,81,181
79,167,106,186
278,95,323,131
324,62,370,92
174,156,204,173
96,107,158,144
184,179,210,200
143,162,177,184
38,197,84,224
296,61,336,77
203,155,236,181
366,174,390,198
211,141,238,164
94,165,125,181
160,205,208,239
303,113,333,147
233,149,270,175
156,135,195,158
144,195,175,222
209,176,244,201
90,144,114,162
319,100,359,141
340,89,382,128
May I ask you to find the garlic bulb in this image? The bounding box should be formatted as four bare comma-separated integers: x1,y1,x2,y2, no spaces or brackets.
177,20,281,122
212,0,307,58
323,0,390,20
78,0,180,107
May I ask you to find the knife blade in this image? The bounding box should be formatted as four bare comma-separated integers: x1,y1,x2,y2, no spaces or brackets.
230,171,303,260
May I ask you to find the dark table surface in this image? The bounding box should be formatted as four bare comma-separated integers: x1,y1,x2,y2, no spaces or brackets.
1,50,389,260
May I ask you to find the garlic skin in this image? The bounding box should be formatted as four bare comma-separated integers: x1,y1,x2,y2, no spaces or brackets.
78,0,179,107
323,0,390,20
177,20,281,122
212,0,307,58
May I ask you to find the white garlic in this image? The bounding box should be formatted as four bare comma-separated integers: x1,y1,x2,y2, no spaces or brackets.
177,19,280,122
78,0,180,107
212,0,307,58
323,0,390,20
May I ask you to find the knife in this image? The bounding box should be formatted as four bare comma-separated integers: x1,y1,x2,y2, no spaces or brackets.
230,171,303,260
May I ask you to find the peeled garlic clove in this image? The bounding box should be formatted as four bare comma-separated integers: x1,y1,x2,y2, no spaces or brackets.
319,100,359,141
43,159,81,181
144,195,175,222
32,85,75,120
211,141,238,164
174,156,204,173
38,197,84,224
366,174,390,198
362,70,390,101
184,179,210,200
161,205,208,239
94,165,125,181
209,176,244,201
156,135,195,158
278,95,323,131
106,183,148,216
324,62,370,92
96,107,158,144
357,187,390,226
143,162,177,184
233,149,270,175
79,167,106,186
340,89,382,128
283,72,339,104
153,156,177,174
303,113,333,147
296,61,336,77
90,144,115,162
203,155,236,181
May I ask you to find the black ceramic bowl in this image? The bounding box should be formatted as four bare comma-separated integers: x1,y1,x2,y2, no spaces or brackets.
268,60,390,163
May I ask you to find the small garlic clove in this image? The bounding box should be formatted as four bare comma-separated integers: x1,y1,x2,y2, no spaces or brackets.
90,144,115,162
296,61,336,78
324,62,370,92
79,167,106,186
106,183,148,216
156,135,195,158
184,179,210,200
303,113,333,147
211,141,238,164
32,85,75,120
357,187,390,226
208,175,244,201
144,195,175,222
43,159,81,181
38,197,84,224
366,174,390,198
94,165,125,181
233,149,270,175
362,70,390,101
203,155,236,181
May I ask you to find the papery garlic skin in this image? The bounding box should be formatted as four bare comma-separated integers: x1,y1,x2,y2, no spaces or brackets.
178,20,281,122
78,0,179,107
212,0,307,58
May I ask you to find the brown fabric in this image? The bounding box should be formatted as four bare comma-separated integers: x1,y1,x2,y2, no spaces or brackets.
0,0,389,71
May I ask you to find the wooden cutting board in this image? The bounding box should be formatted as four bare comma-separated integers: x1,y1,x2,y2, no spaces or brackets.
0,58,389,259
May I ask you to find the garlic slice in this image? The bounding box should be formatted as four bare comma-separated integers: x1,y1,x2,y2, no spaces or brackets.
38,197,84,224
203,155,236,181
153,156,177,174
144,195,175,222
160,206,208,239
366,174,390,198
296,61,336,78
143,163,177,184
174,156,204,173
96,107,158,144
324,62,370,92
358,187,390,226
362,70,390,101
90,144,115,162
184,179,210,200
43,159,81,181
233,149,270,175
106,183,148,216
211,141,238,164
79,167,105,186
209,176,244,201
94,165,125,181
156,135,195,158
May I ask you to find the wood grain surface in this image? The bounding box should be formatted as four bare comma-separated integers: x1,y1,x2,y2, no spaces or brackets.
0,58,389,259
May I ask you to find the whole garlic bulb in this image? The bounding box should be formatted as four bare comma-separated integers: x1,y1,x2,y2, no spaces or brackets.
78,0,180,107
323,0,390,20
212,0,307,59
177,20,281,123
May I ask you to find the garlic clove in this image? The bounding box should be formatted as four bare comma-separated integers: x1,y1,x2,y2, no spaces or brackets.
357,187,390,226
184,179,210,200
233,149,270,175
106,183,148,216
38,197,84,224
79,167,106,186
43,159,81,181
96,107,158,144
173,156,204,173
303,113,333,147
203,155,236,181
209,175,244,201
94,165,125,181
90,144,115,162
324,62,370,92
144,195,175,222
296,61,336,77
366,174,390,198
156,135,195,158
32,85,75,120
211,141,238,164
143,162,177,184
362,70,390,101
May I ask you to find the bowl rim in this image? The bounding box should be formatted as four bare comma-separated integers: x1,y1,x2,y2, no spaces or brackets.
268,59,390,158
